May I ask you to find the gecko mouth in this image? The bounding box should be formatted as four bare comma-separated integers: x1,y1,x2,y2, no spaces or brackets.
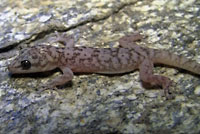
7,66,18,74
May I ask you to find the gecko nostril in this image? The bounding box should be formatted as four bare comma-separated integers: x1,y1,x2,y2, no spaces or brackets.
7,65,14,74
7,65,10,71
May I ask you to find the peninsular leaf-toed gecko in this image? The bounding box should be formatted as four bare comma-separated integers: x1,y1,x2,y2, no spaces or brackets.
8,33,200,97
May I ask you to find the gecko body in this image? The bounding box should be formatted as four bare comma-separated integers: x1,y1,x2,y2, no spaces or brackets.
8,33,200,96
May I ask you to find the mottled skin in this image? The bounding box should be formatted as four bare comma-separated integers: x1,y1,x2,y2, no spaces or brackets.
8,33,200,96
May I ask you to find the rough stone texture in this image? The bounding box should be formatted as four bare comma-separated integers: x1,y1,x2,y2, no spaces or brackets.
0,0,200,134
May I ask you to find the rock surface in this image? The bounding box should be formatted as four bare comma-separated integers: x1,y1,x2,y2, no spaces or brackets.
0,0,200,134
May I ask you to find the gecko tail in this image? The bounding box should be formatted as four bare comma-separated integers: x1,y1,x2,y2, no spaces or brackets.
152,49,200,75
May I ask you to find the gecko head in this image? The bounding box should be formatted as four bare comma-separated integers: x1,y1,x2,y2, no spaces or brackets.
8,46,58,74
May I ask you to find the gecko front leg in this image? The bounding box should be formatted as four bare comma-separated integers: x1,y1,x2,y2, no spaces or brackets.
40,66,74,91
48,31,75,47
48,67,74,88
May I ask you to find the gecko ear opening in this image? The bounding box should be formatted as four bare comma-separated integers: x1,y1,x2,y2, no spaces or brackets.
21,60,31,70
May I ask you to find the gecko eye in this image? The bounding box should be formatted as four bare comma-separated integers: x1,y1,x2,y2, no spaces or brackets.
21,60,31,70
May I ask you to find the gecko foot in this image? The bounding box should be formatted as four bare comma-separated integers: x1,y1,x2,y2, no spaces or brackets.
48,31,75,47
139,59,176,99
119,33,144,48
36,82,58,94
163,81,173,100
163,80,176,100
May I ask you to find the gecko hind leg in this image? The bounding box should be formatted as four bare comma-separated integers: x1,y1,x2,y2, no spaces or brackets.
37,67,74,94
118,33,144,48
139,59,174,99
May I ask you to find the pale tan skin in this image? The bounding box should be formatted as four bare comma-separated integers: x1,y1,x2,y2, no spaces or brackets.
8,33,200,97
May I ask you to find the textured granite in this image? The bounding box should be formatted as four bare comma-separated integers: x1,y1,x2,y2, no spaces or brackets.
0,0,200,134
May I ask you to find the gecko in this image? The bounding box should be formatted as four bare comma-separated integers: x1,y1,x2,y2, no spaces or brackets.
8,33,200,97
